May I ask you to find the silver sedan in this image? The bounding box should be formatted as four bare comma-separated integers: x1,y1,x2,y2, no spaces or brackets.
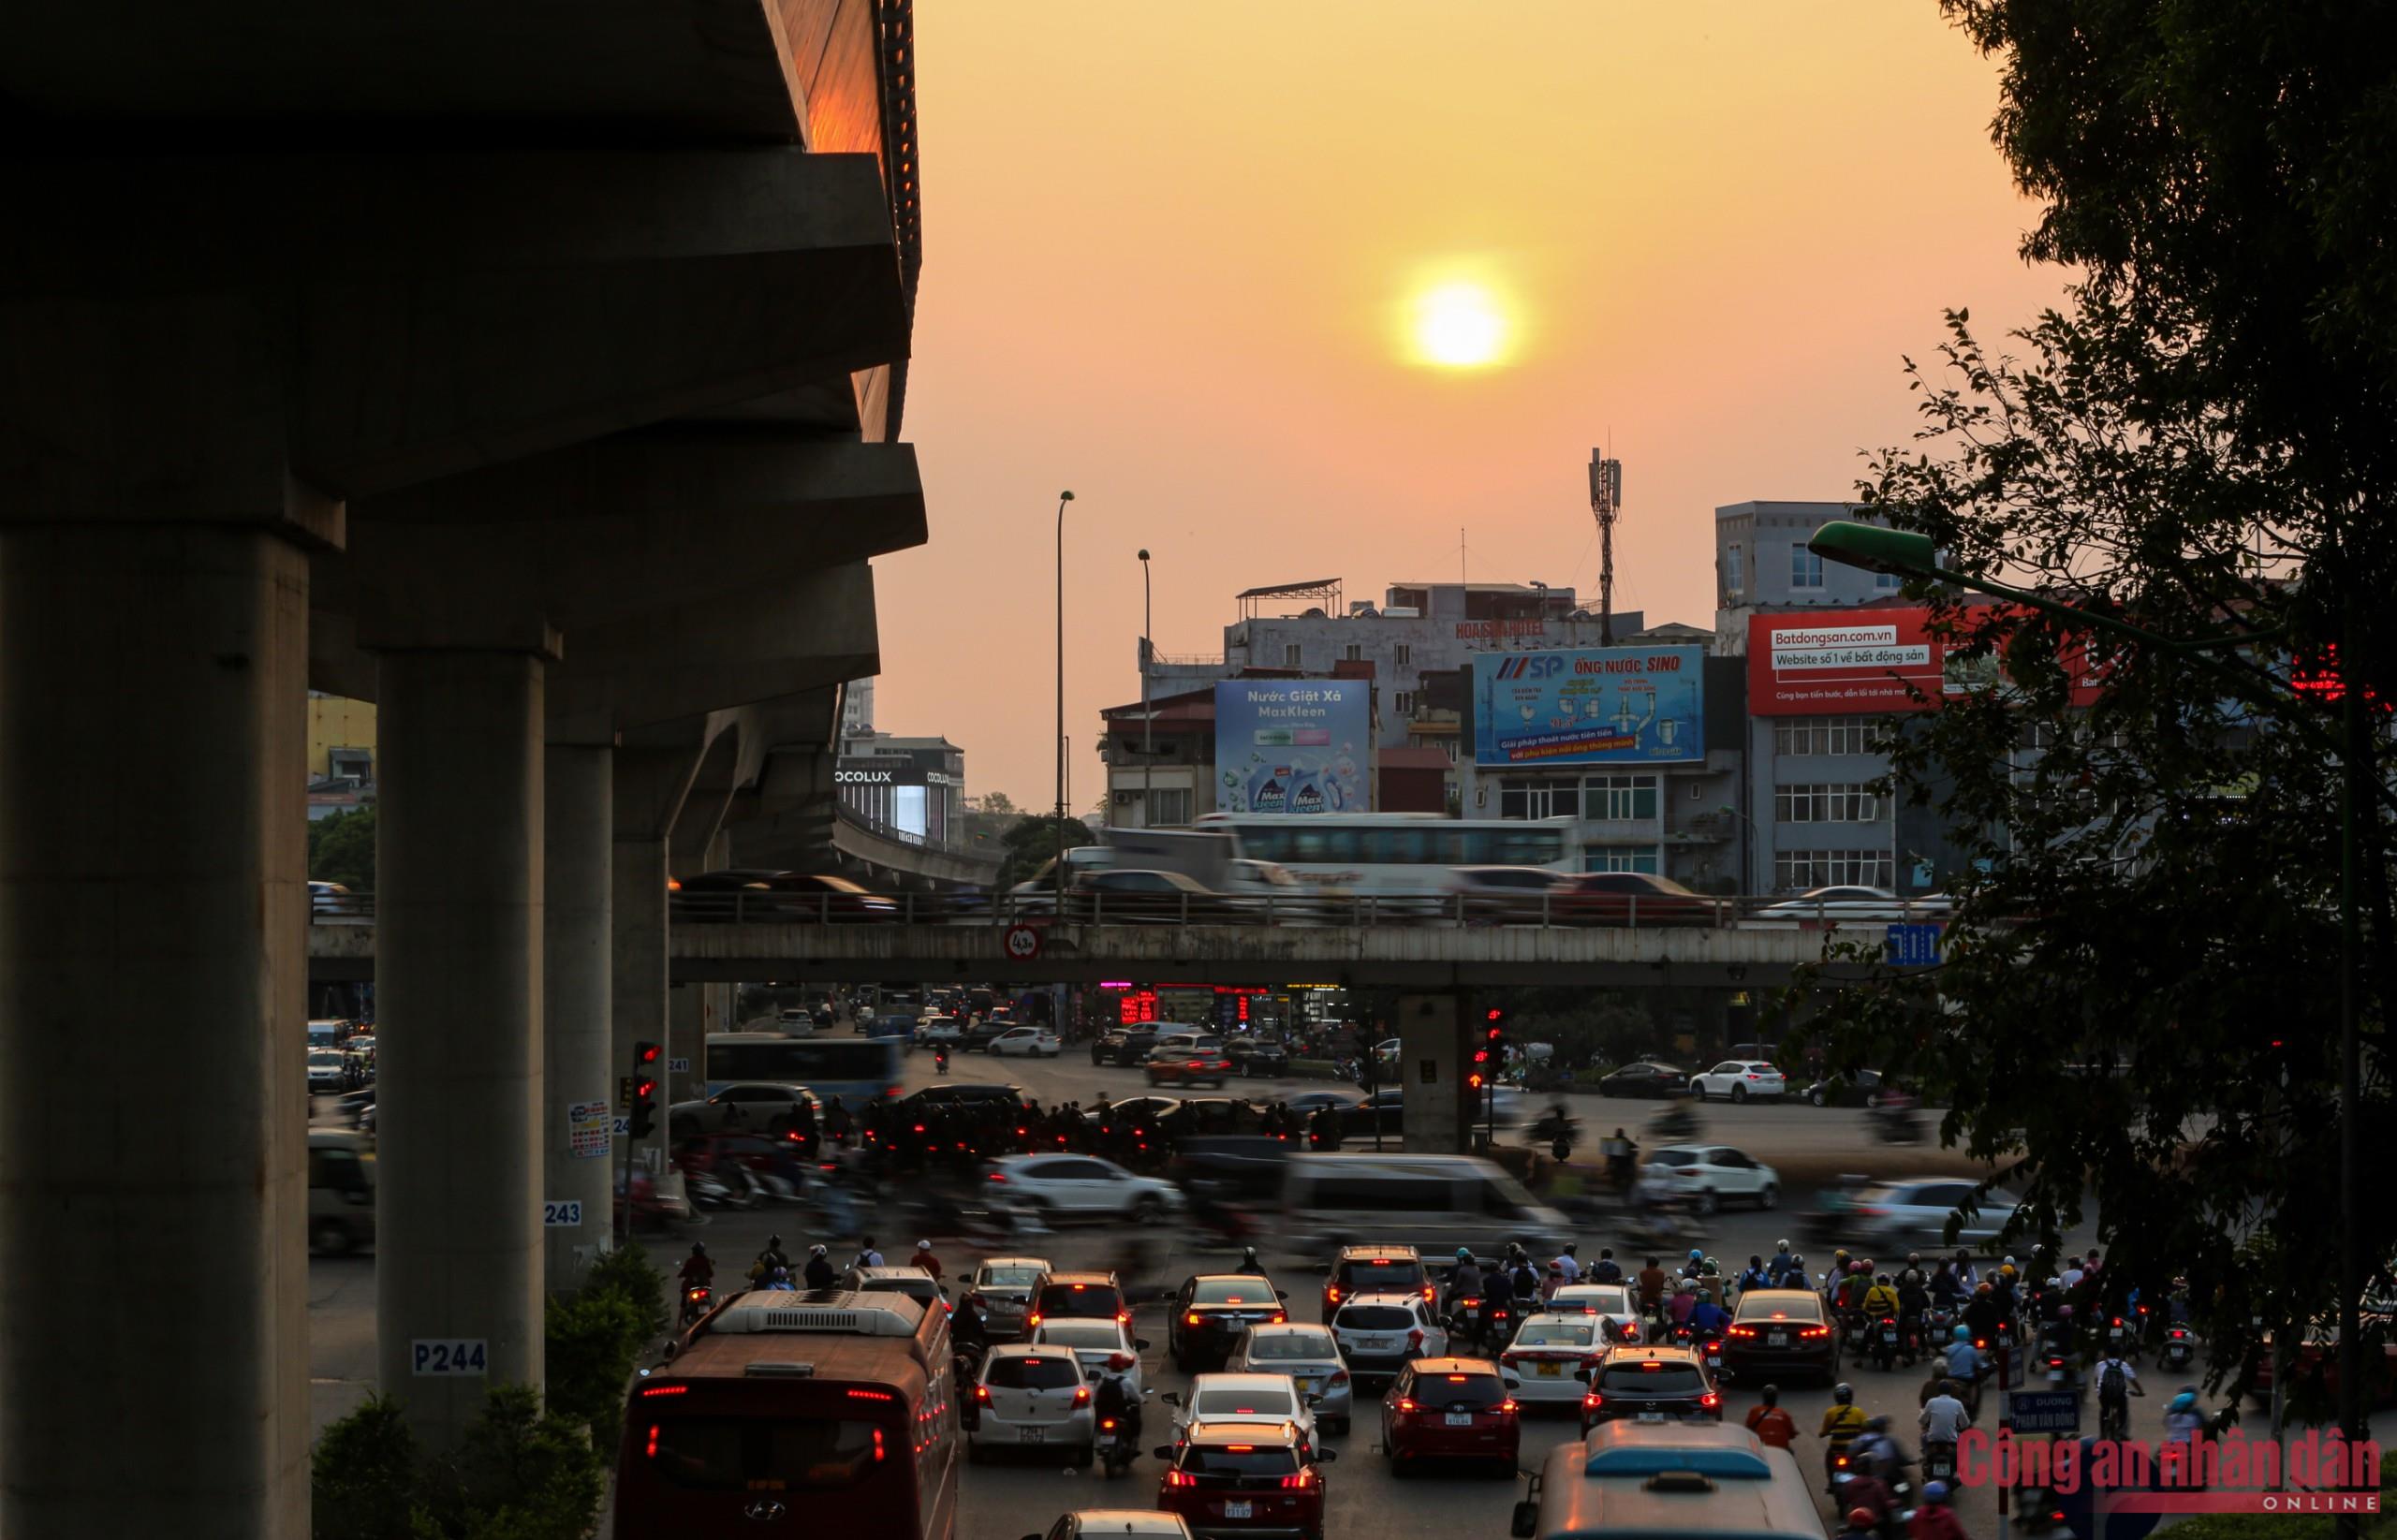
1228,1321,1355,1434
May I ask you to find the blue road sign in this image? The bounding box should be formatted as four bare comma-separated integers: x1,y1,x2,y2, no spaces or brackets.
1888,923,1944,967
2007,1389,2081,1434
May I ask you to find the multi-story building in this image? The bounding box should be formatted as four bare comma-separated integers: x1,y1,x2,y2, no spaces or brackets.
834,732,963,846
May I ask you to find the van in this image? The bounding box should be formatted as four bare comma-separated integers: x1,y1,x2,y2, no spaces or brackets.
1513,1422,1823,1540
1281,1152,1570,1257
308,1129,375,1254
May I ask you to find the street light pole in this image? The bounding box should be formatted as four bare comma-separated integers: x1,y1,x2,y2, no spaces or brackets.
1140,549,1154,828
1054,490,1075,914
1809,518,2374,1500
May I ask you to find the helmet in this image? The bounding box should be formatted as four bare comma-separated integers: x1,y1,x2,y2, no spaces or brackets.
2000,1264,2018,1280
2004,1255,2018,1269
1689,1249,1703,1263
1976,1282,1993,1296
1907,1253,1921,1264
916,1239,933,1253
1458,1248,1474,1261
1564,1241,1579,1254
1833,1383,1855,1404
1702,1258,1721,1275
1791,1254,1805,1266
1835,1250,1852,1264
810,1243,828,1257
768,1234,783,1248
1847,1261,1863,1276
1924,1481,1951,1504
691,1241,707,1255
1953,1325,1972,1342
1866,1415,1890,1432
1849,1509,1879,1530
1776,1239,1790,1252
2169,1390,2198,1413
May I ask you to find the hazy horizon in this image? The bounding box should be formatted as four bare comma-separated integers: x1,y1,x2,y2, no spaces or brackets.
875,2,2074,808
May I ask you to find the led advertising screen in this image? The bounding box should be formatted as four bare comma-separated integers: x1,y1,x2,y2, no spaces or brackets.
1213,680,1371,815
1471,645,1706,766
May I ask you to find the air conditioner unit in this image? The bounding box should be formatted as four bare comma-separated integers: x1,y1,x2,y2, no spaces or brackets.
1113,790,1136,806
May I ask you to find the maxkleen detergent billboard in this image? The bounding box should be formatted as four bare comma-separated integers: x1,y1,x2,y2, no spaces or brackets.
1213,681,1371,815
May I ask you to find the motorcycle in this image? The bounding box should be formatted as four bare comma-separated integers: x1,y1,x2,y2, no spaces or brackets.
1647,1103,1699,1141
2105,1314,2137,1364
1528,1109,1581,1162
2163,1325,2196,1371
1874,1314,1900,1372
1697,1333,1725,1375
680,1283,713,1327
1923,1440,1958,1487
1097,1414,1140,1476
1872,1107,1922,1144
1479,1300,1518,1356
934,1047,950,1076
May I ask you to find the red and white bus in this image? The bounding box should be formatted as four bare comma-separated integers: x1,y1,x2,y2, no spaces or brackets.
614,1289,961,1539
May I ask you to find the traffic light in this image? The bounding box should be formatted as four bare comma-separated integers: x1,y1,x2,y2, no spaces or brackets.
1467,1046,1491,1093
629,1040,661,1138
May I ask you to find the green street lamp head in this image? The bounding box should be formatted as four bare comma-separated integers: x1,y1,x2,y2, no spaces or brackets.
1808,521,1936,579
1138,549,1150,562
1059,490,1075,503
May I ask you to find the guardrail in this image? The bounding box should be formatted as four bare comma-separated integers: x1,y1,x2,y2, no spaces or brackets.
311,888,1950,931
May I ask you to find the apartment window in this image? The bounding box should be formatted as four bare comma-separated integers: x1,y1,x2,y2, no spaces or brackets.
1148,787,1192,826
1343,642,1363,662
1393,643,1412,667
1724,543,1744,594
1875,568,1903,591
1586,846,1661,874
1790,545,1825,590
1283,643,1303,667
1498,778,1580,821
1393,691,1416,716
1773,849,1894,890
1773,783,1882,823
1581,774,1659,821
1772,716,1877,756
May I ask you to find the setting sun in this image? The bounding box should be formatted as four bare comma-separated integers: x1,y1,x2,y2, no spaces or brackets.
1409,280,1509,369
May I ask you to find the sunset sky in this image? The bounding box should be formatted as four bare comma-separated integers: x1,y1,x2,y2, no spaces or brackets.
879,2,2073,808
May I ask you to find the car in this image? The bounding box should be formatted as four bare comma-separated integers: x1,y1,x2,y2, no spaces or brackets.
673,868,900,921
1499,1313,1609,1409
1515,1423,1821,1540
986,1153,1184,1223
1552,871,1718,927
1152,1418,1331,1540
1753,886,1949,923
1027,1270,1132,1334
1091,1026,1160,1065
1801,1069,1916,1107
1231,1323,1356,1434
1227,1036,1290,1077
1279,1090,1360,1117
963,1254,1053,1341
962,1016,1018,1051
1154,1097,1273,1141
1024,1513,1195,1540
1169,1273,1290,1371
1446,865,1564,923
1146,1037,1234,1089
1640,1145,1781,1214
844,1264,949,1316
309,880,357,917
991,1025,1064,1058
918,1015,966,1045
1381,1357,1522,1474
1318,1245,1431,1323
1686,1061,1787,1104
1839,1178,2022,1248
1720,1288,1841,1385
306,1049,355,1093
668,1080,817,1135
1596,1062,1690,1098
967,1343,1096,1464
1579,1343,1722,1432
1030,1316,1151,1401
1071,868,1226,923
1546,1283,1643,1344
1165,1371,1319,1456
1327,1291,1448,1385
1335,1088,1406,1137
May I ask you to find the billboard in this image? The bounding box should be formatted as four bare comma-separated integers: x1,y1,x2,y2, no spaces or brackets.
1213,681,1371,815
1472,645,1706,767
1748,606,2108,714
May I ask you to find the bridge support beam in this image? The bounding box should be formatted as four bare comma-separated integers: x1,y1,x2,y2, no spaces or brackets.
0,523,311,1538
543,741,615,1294
611,745,697,1226
1397,993,1473,1153
375,648,548,1449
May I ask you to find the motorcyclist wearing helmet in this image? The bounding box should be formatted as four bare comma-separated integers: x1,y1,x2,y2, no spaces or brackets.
802,1242,838,1291
1963,1281,2004,1344
1093,1357,1141,1455
1929,1258,1966,1307
1444,1248,1484,1318
1236,1245,1268,1276
1738,1254,1772,1295
753,1234,792,1282
1683,1248,1706,1280
1912,1480,1969,1540
1896,1253,1928,1291
1819,1382,1869,1487
679,1241,714,1288
1944,1324,1986,1386
1767,1239,1799,1286
1838,1504,1883,1540
1589,1247,1625,1285
1860,1271,1902,1321
2163,1387,2207,1445
1482,1247,1518,1342
1744,1384,1799,1449
1667,1277,1699,1328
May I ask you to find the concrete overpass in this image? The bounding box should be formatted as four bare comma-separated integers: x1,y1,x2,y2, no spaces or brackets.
3,2,931,1526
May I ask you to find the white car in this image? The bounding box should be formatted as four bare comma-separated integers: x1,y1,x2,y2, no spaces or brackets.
1327,1291,1448,1383
1164,1371,1318,1455
1686,1061,1787,1103
1031,1317,1150,1401
1231,1323,1355,1433
1754,886,1952,923
1641,1144,1781,1215
669,1081,818,1134
1545,1283,1643,1344
917,1016,965,1046
306,1049,352,1093
990,1025,1062,1058
1031,1514,1193,1540
1499,1313,1607,1406
968,1344,1095,1462
984,1153,1184,1222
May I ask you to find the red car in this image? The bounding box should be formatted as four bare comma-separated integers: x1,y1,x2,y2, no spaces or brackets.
1551,872,1718,927
1379,1357,1521,1476
1155,1417,1333,1539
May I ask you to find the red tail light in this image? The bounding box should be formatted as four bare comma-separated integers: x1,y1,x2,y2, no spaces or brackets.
1728,1324,1758,1338
973,1385,991,1403
1071,1386,1091,1407
1406,1327,1425,1352
1328,1370,1350,1386
1186,1312,1204,1326
1279,1468,1317,1489
644,1422,660,1458
1269,1312,1287,1325
1325,1286,1344,1304
1582,1391,1604,1409
1800,1326,1831,1339
1165,1468,1195,1488
1395,1398,1419,1414
1499,1399,1520,1415
1500,1353,1522,1367
1700,1392,1722,1409
639,1384,688,1399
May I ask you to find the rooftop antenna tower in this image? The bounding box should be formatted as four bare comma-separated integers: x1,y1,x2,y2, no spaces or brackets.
1589,447,1625,643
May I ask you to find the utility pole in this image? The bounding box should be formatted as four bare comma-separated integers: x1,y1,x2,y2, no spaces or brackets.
1589,451,1624,645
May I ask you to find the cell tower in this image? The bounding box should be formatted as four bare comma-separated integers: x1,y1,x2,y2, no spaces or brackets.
1588,450,1625,643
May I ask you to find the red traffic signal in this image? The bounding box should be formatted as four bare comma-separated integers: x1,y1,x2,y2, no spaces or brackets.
635,1041,663,1067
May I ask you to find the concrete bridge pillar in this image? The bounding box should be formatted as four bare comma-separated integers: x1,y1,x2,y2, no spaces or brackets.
0,523,312,1539
1397,992,1474,1152
375,647,550,1449
543,741,615,1294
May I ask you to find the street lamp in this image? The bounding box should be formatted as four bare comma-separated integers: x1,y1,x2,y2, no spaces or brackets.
1054,491,1076,914
1808,517,2370,1471
1139,549,1154,829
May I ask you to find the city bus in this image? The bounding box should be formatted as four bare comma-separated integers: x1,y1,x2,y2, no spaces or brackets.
704,1034,904,1107
1191,813,1575,895
615,1289,960,1538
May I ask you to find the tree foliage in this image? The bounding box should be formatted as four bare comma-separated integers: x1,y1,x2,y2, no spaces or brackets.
993,813,1096,892
308,804,376,890
1792,0,2397,1423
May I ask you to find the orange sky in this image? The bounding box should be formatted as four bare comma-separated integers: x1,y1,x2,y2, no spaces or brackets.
877,2,2071,808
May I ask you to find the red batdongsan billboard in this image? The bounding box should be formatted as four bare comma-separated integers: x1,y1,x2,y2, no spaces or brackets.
1749,606,2108,715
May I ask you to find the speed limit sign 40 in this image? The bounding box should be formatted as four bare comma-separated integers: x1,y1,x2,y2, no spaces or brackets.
1003,924,1042,961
